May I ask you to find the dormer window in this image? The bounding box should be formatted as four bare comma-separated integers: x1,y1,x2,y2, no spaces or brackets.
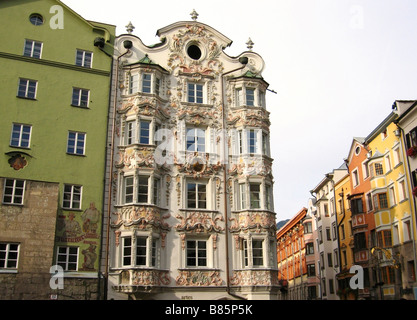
142,74,152,93
234,85,264,107
128,72,162,96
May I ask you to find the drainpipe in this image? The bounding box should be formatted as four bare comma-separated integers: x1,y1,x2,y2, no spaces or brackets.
220,57,248,300
103,40,132,300
94,37,114,300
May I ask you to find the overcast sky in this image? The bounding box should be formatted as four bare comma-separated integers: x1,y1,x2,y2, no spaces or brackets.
62,0,417,222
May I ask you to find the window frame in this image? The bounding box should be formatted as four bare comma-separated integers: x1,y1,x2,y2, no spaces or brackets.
0,243,20,270
62,184,82,210
17,78,37,99
186,127,206,152
56,246,79,271
186,182,207,209
71,87,90,108
186,239,207,267
67,131,86,155
249,183,261,209
23,39,42,58
10,123,32,148
142,73,152,93
187,83,204,104
75,49,93,68
2,179,26,205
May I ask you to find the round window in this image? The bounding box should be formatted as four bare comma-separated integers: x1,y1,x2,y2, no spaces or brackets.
187,44,202,60
29,13,44,26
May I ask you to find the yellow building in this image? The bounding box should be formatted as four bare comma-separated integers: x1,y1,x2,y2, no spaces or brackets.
365,111,416,299
334,165,355,299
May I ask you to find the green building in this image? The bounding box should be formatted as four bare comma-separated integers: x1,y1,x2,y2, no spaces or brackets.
0,0,115,299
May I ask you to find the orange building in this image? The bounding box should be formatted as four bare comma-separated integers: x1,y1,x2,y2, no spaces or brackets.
277,208,319,299
345,137,376,299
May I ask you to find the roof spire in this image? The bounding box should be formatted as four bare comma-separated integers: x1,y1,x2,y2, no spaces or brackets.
125,21,135,34
190,9,199,21
246,38,254,51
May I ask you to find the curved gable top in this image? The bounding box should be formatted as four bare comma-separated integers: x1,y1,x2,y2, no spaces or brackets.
156,21,233,49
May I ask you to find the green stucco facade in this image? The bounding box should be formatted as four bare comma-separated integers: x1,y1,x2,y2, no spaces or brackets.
0,0,115,299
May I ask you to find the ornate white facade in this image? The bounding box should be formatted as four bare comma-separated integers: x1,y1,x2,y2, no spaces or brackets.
103,13,278,300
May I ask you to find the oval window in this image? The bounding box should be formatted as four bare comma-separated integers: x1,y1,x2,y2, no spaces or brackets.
187,44,202,60
29,13,44,26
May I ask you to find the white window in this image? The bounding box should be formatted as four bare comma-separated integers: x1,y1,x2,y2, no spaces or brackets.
155,77,161,96
122,237,132,266
236,88,243,106
352,168,359,187
121,235,159,267
10,123,31,148
124,176,134,204
399,180,407,202
385,154,392,172
262,133,269,156
186,128,205,152
3,179,25,205
243,238,264,267
393,224,400,245
137,176,149,203
0,243,20,269
188,83,203,103
67,131,86,155
239,183,247,210
75,49,92,68
139,120,150,144
56,246,78,271
265,184,273,210
122,175,160,205
129,74,139,94
248,129,257,154
238,130,243,154
142,73,152,93
23,39,42,58
186,240,207,267
125,121,136,145
71,88,89,107
389,186,396,207
393,147,401,166
362,160,370,179
17,78,37,99
403,220,412,242
246,88,255,106
187,182,206,209
153,178,160,206
249,183,261,209
136,236,147,266
63,184,82,209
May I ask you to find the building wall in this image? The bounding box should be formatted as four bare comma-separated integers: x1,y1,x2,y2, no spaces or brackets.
277,208,315,300
334,173,356,299
104,18,278,300
0,0,115,299
0,179,58,299
367,116,416,299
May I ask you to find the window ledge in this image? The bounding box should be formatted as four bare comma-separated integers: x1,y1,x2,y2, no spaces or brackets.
16,96,37,101
0,269,18,274
71,104,90,109
66,153,86,157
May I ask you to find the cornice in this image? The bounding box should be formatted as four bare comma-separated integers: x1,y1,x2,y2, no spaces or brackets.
0,52,110,77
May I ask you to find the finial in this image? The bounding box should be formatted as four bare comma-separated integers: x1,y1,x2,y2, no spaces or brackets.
190,9,199,21
125,21,135,34
246,38,254,51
